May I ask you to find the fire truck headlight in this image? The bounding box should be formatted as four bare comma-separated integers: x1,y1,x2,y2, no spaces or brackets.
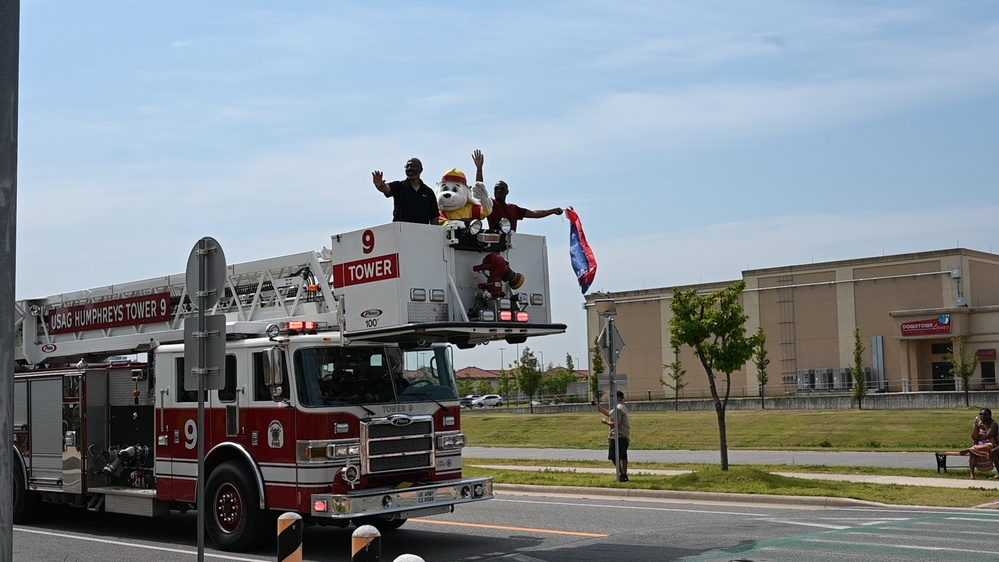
382,496,393,509
474,484,487,497
460,485,471,499
347,444,360,456
265,323,281,339
467,220,483,235
498,218,512,234
341,465,360,484
455,434,466,447
333,498,350,515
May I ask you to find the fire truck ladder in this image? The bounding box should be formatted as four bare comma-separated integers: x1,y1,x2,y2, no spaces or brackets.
15,251,337,366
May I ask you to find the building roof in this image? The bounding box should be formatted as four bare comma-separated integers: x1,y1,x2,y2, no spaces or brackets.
456,366,588,380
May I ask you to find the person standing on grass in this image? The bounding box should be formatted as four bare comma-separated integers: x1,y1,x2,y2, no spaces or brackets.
960,407,999,479
592,390,630,482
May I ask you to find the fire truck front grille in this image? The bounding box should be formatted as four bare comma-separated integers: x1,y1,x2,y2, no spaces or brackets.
370,454,433,473
362,416,434,475
369,436,433,456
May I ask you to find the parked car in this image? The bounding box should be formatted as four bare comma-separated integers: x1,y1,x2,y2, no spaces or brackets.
472,394,504,408
460,395,479,408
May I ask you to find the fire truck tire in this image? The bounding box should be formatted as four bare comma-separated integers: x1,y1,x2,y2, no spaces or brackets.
13,463,42,524
205,461,268,552
353,516,407,532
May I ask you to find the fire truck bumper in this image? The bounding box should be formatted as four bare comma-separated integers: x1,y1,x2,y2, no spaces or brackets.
309,476,493,520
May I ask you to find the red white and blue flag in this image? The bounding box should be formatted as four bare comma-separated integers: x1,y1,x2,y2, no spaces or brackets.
566,207,597,294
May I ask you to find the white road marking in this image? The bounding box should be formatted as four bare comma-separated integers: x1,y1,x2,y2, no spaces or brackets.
14,527,266,561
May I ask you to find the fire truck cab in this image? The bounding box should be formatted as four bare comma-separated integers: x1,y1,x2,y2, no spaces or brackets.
12,222,565,551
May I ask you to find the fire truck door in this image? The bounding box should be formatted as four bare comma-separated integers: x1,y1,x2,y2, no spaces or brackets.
27,376,64,489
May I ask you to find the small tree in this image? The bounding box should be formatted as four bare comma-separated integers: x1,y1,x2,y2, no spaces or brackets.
669,281,759,470
851,327,867,409
660,342,687,410
497,368,513,401
948,336,980,406
752,327,771,410
515,347,544,413
589,337,605,401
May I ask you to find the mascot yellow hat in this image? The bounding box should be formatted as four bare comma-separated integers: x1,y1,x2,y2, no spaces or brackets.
441,169,467,186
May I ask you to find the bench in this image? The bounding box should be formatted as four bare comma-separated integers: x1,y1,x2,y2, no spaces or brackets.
935,451,966,474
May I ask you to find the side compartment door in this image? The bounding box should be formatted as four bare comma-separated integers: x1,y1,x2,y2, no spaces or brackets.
28,377,65,489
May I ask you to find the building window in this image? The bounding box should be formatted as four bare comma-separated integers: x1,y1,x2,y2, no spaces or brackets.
982,362,996,386
930,343,952,355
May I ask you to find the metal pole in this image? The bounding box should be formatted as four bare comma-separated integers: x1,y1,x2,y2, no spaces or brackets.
606,316,620,482
197,239,207,562
0,2,19,560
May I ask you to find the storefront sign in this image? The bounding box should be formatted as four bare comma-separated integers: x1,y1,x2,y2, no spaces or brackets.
901,315,951,337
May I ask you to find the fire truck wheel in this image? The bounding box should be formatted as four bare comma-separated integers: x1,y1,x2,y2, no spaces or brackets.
206,461,267,552
13,463,42,524
354,516,407,532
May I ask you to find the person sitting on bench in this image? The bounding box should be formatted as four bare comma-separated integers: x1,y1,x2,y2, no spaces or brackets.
959,407,999,479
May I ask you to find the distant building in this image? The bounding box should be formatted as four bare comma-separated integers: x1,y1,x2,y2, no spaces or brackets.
585,248,999,399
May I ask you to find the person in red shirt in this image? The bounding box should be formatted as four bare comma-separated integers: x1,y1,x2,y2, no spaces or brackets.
472,150,563,232
486,180,564,231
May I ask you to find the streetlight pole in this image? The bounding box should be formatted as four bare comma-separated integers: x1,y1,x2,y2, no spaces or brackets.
498,347,505,371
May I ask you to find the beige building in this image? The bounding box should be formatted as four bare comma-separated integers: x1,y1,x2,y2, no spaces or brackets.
585,248,999,400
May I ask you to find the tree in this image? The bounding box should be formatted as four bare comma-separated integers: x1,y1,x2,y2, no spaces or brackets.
475,379,494,397
851,327,867,409
669,281,759,470
948,336,980,406
497,368,513,400
752,327,770,410
514,347,544,413
589,336,605,401
457,379,474,396
660,342,687,410
548,367,579,399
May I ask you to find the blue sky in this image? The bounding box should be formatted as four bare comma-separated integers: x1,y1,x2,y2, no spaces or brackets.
15,1,999,372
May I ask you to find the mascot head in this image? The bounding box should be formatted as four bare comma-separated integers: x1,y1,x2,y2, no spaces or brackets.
437,168,471,213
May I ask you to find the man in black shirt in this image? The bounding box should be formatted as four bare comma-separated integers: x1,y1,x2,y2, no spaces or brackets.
372,158,440,224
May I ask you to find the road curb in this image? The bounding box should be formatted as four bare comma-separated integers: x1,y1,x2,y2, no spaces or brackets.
494,483,886,508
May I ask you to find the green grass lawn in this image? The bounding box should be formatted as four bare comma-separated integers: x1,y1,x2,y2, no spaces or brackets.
462,408,983,451
460,408,999,508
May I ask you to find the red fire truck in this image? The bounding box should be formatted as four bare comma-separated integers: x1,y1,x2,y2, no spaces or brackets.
12,221,564,551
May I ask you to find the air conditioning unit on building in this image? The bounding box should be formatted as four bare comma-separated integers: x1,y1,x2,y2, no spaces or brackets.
816,368,834,391
796,369,815,391
835,368,853,390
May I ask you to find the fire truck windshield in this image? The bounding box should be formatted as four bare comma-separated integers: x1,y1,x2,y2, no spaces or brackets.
293,346,458,407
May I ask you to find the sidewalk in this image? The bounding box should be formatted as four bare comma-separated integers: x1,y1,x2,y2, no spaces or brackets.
465,447,999,509
470,463,999,490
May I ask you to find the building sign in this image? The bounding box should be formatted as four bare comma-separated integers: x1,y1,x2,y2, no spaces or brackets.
900,315,951,337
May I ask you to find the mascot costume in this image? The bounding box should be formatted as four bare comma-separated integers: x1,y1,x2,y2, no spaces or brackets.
436,168,492,227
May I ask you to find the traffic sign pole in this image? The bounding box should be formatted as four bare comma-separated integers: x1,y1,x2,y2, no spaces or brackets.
186,237,226,562
598,316,626,481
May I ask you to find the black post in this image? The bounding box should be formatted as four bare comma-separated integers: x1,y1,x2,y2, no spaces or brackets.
0,2,19,561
